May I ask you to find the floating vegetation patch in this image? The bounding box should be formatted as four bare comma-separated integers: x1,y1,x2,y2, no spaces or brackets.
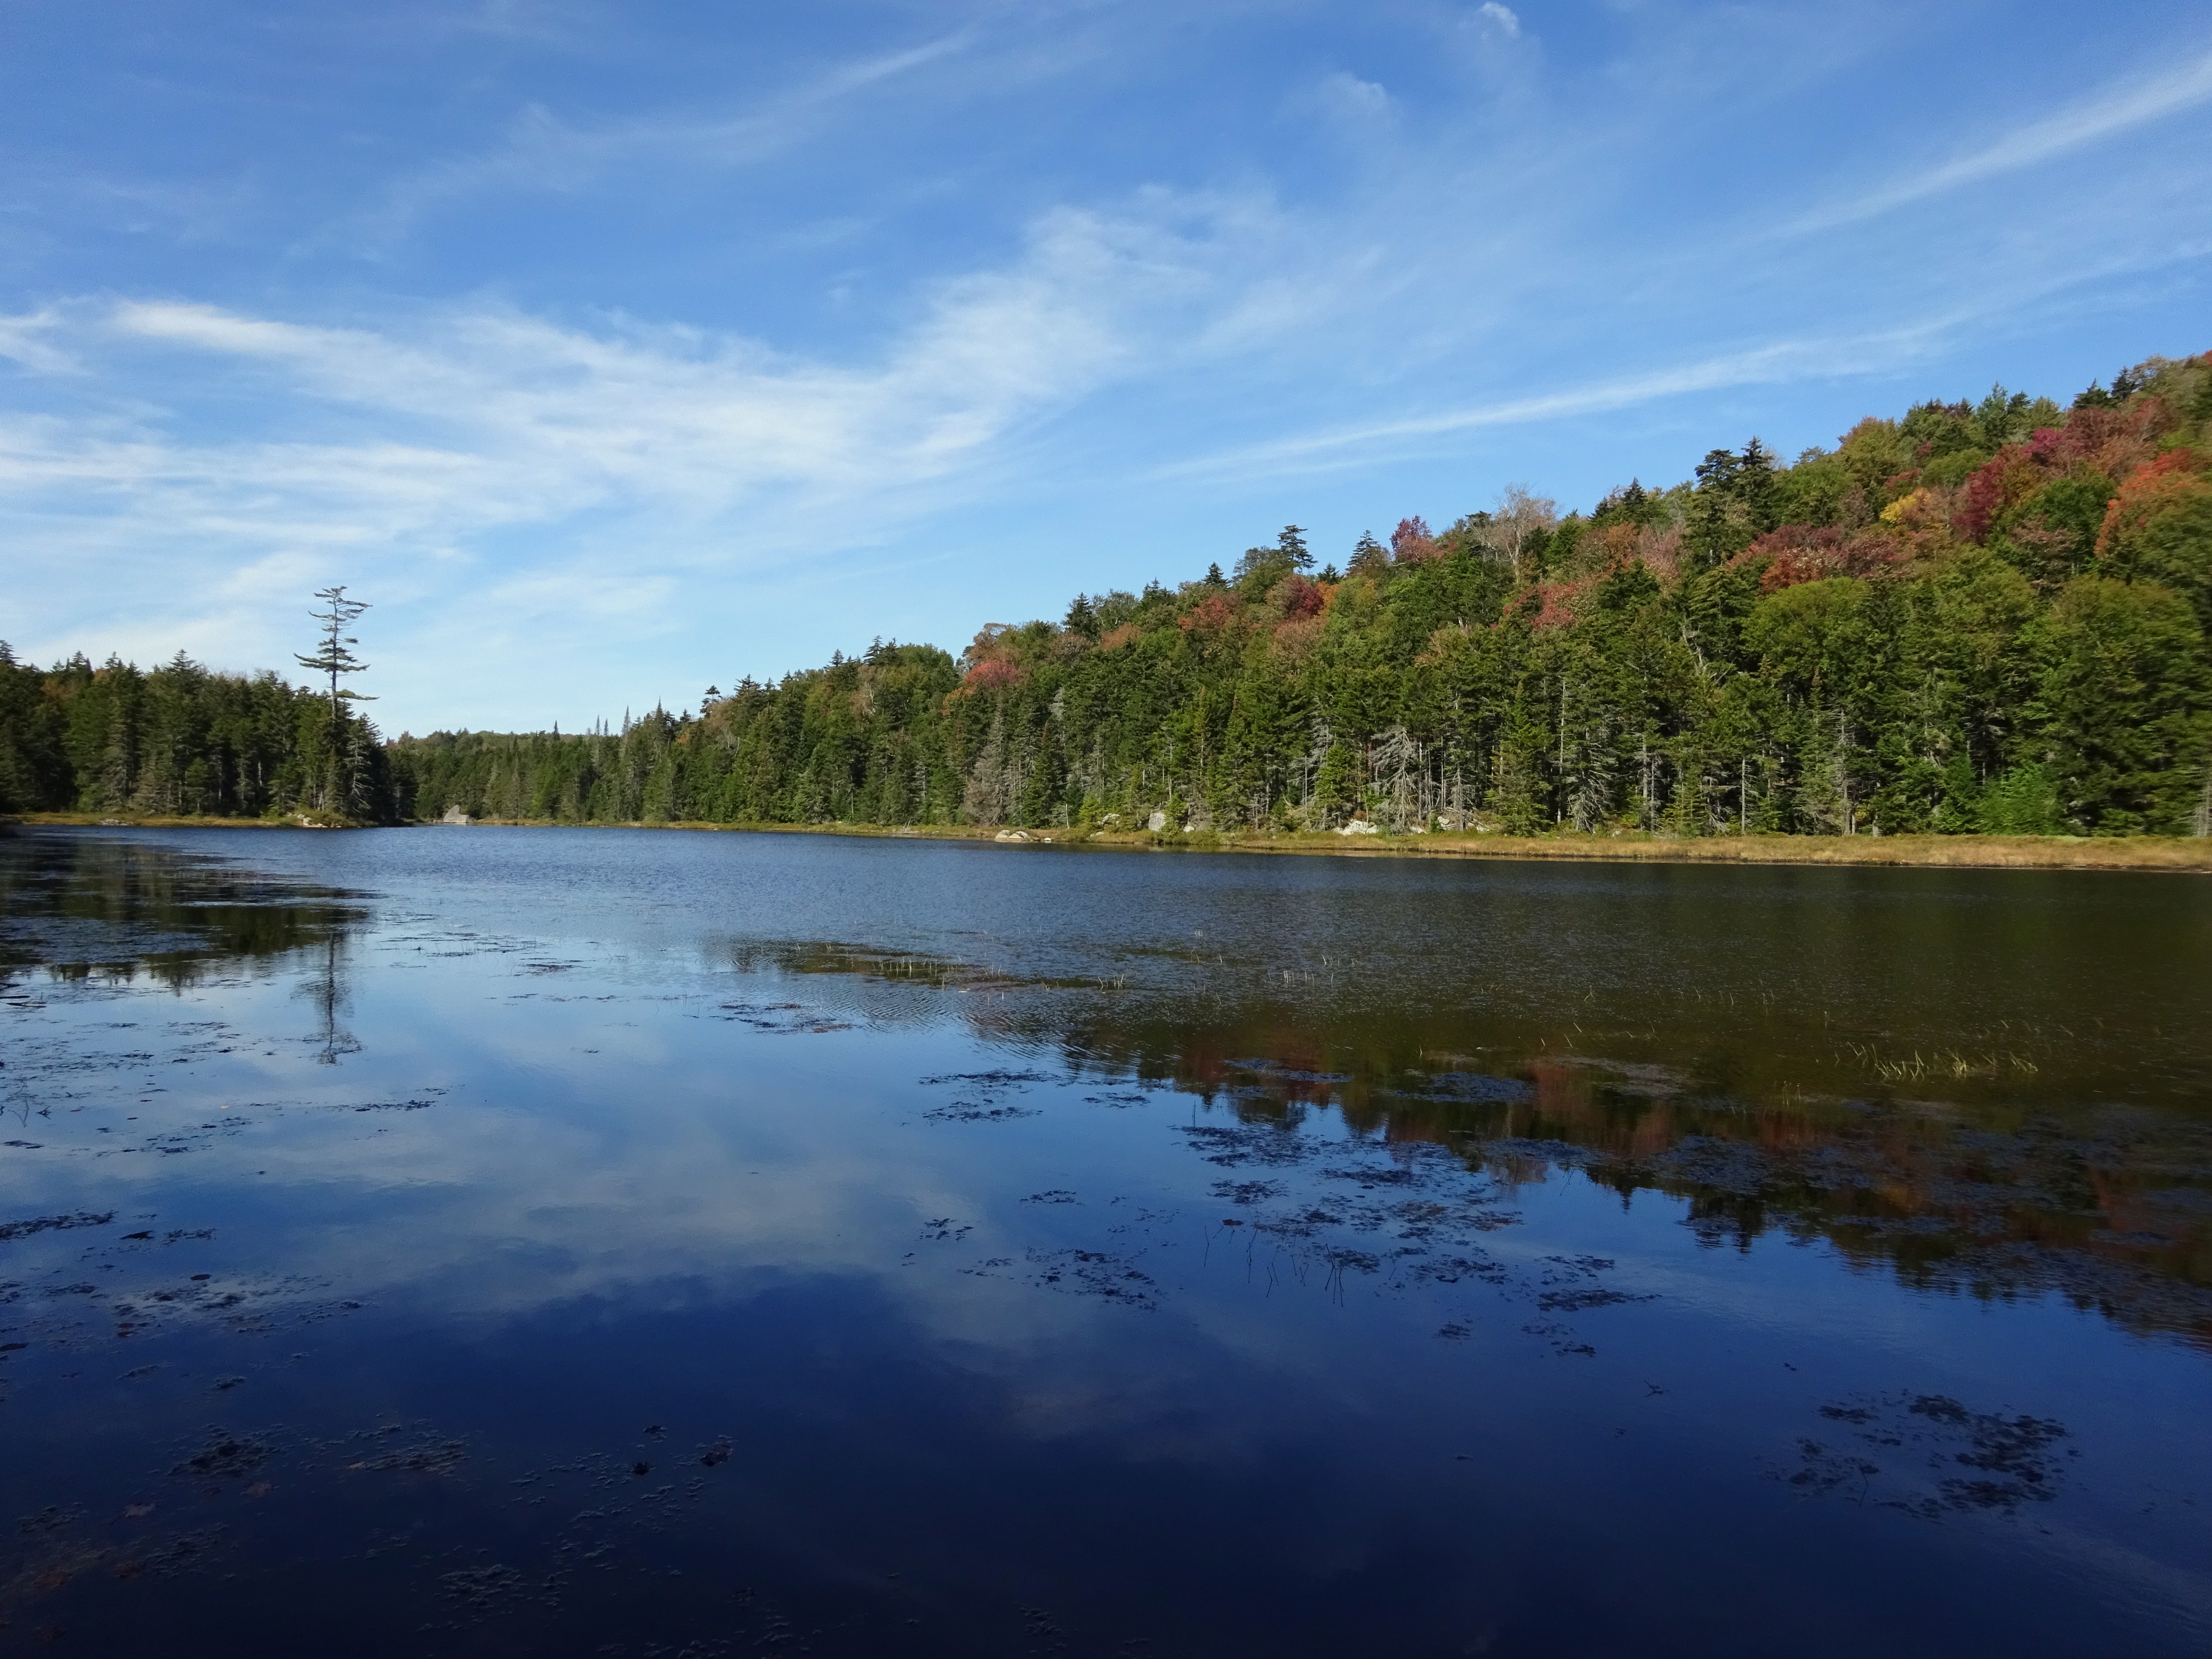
1209,1179,1285,1205
1177,1123,1309,1168
171,1433,270,1481
708,1000,852,1035
0,1212,114,1244
1229,1059,1354,1087
919,1070,1052,1122
343,1434,469,1476
1781,1392,2075,1515
1027,1247,1158,1309
1405,1072,1537,1106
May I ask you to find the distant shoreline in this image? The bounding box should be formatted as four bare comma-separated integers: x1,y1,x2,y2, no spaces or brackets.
19,812,2212,872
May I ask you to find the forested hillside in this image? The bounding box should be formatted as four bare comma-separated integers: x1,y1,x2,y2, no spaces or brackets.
7,351,2210,838
398,352,2212,839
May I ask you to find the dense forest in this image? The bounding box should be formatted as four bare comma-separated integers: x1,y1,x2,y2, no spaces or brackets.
397,351,2212,839
6,350,2210,838
0,647,397,823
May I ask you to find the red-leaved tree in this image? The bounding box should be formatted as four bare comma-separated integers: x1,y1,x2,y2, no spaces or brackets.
1390,516,1437,562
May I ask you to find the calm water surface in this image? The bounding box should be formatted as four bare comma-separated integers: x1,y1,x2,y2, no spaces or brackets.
1,826,2208,1655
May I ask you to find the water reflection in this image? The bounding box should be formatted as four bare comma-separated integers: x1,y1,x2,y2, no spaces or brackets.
0,827,2206,1657
0,831,366,991
1044,1022,2212,1350
709,931,2212,1350
298,935,361,1066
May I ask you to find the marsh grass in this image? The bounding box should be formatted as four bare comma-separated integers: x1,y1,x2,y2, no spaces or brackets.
31,813,2208,872
1840,1041,2044,1084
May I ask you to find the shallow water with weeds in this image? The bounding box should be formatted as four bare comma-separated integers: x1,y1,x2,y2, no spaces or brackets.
1,826,2208,1655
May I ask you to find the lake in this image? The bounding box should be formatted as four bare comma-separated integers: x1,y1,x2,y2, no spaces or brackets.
1,825,2208,1655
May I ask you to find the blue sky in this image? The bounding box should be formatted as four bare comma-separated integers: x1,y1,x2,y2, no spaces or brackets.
5,0,2211,734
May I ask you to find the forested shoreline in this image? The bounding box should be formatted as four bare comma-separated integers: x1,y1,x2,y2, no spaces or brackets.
7,351,2212,839
0,647,397,825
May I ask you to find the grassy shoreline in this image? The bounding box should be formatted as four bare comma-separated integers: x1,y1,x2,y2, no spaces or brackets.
14,811,354,830
17,811,2212,872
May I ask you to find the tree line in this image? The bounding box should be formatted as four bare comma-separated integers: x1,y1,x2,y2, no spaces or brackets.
6,351,2209,837
0,647,397,822
399,351,2212,839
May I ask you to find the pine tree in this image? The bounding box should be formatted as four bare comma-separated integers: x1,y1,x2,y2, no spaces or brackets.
295,587,374,726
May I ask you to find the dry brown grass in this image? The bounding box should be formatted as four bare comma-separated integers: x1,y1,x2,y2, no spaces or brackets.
18,811,304,830
1079,827,2212,872
21,812,2208,871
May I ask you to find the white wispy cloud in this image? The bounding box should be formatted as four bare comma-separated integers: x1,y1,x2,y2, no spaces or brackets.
1310,71,1394,127
332,28,979,250
0,309,79,375
1153,325,1958,483
0,196,1235,708
1473,4,1520,40
81,202,1186,517
1788,46,2212,233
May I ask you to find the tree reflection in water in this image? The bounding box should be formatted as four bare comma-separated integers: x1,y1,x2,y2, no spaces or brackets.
300,932,361,1066
0,830,366,993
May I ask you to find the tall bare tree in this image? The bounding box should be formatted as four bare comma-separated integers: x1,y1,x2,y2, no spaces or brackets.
295,586,375,722
295,586,378,816
1489,484,1559,583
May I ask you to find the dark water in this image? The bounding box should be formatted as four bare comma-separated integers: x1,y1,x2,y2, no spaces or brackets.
2,826,2209,1656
